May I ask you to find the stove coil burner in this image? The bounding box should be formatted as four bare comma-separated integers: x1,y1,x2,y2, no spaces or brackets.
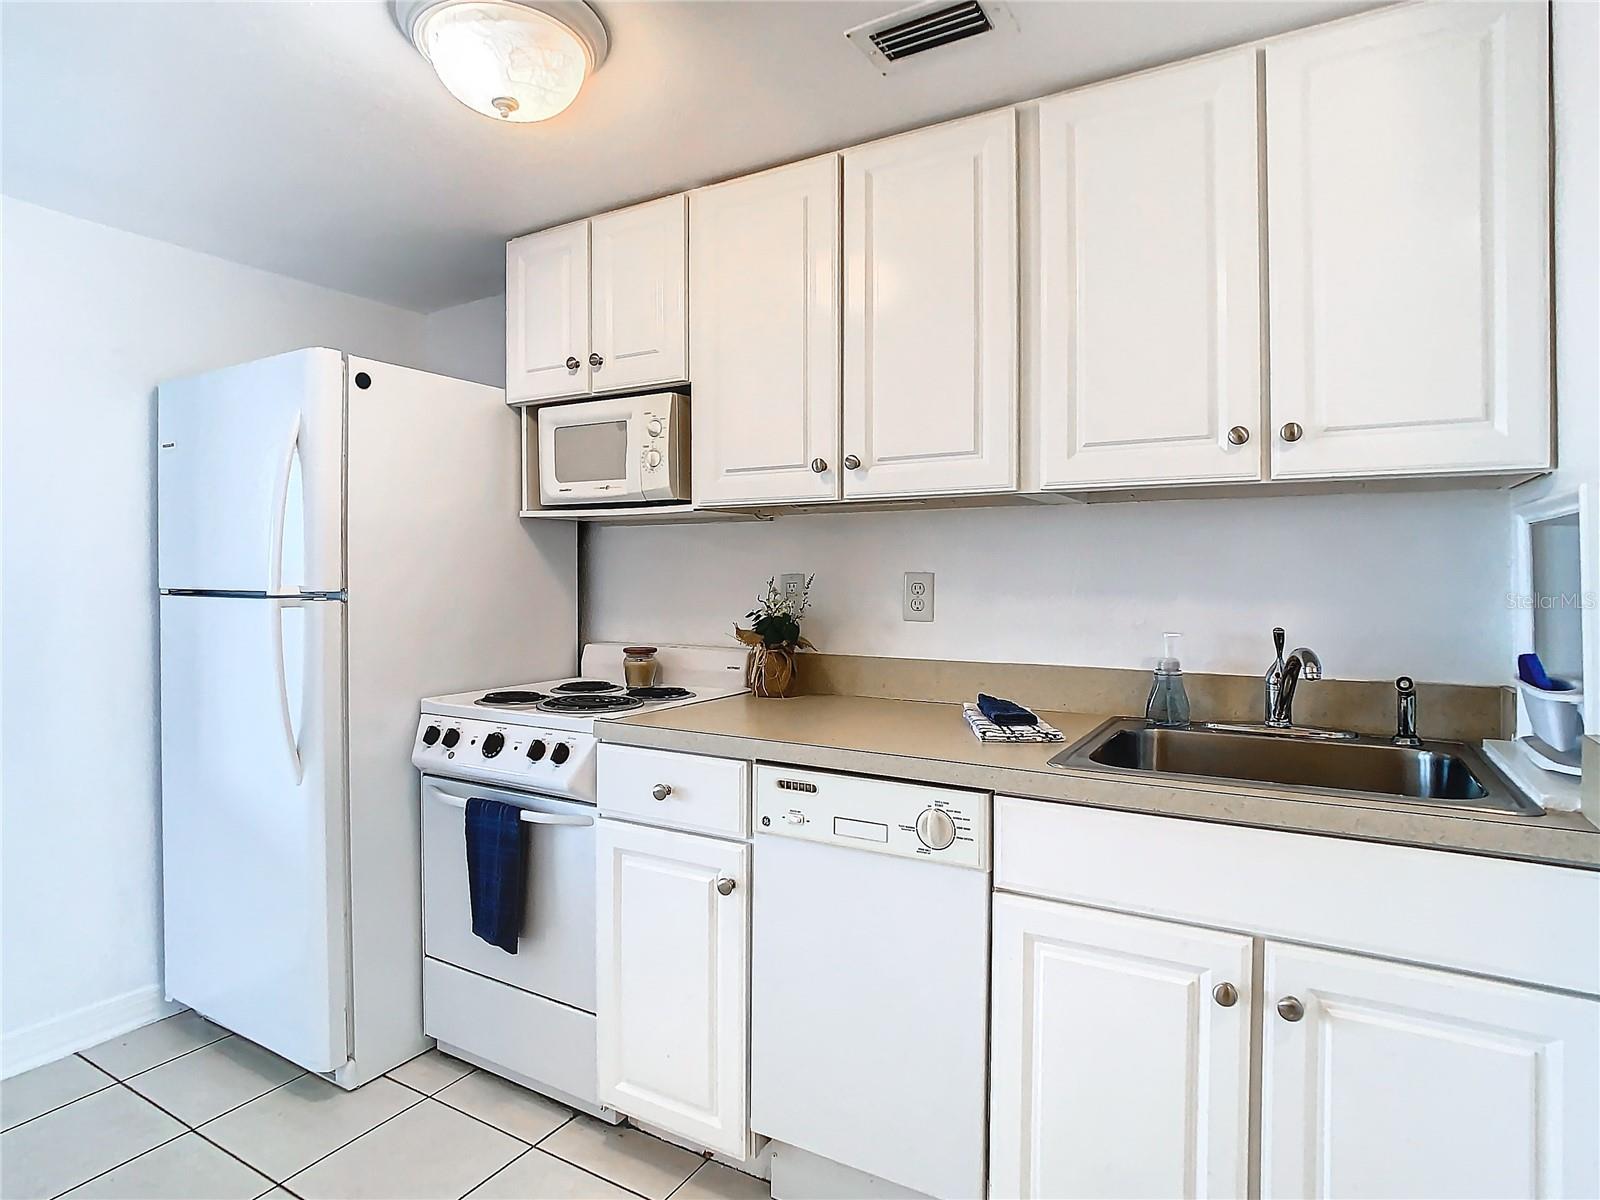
476,690,547,706
628,687,694,701
552,680,623,694
538,693,644,714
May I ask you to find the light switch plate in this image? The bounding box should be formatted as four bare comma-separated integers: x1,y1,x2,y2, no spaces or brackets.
903,572,934,622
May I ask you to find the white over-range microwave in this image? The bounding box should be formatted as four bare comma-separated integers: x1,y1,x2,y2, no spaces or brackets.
536,393,690,507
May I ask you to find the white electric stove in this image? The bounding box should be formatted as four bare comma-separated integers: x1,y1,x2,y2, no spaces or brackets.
413,642,747,804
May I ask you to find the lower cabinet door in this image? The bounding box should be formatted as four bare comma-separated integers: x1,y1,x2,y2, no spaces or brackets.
989,894,1252,1199
1262,943,1600,1199
596,818,750,1156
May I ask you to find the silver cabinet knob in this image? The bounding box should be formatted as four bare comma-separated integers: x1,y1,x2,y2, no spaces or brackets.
843,454,862,470
589,352,604,370
1227,426,1250,446
565,356,580,372
810,458,828,474
1212,982,1238,1008
651,784,672,801
715,877,736,896
1277,996,1305,1022
1279,422,1304,443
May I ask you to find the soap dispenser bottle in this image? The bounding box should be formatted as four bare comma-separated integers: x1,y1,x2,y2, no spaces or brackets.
1146,633,1191,728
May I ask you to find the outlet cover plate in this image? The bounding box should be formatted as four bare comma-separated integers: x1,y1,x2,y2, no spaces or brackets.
904,571,934,622
778,574,807,604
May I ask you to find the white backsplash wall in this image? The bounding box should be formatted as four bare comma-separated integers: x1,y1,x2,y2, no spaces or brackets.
584,490,1515,686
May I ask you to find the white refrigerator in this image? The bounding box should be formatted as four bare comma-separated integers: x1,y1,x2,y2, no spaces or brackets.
157,347,576,1087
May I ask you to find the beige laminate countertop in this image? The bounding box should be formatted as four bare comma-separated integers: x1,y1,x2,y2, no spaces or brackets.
601,693,1600,870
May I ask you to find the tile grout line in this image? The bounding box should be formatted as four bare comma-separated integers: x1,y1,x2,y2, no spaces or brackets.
41,1085,192,1200
0,1065,121,1136
664,1159,713,1200
101,1030,238,1087
533,1137,677,1200
460,1145,537,1199
276,1088,446,1188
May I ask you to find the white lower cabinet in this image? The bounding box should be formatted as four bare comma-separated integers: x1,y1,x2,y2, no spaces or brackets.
595,816,751,1157
1261,942,1600,1200
989,894,1253,1199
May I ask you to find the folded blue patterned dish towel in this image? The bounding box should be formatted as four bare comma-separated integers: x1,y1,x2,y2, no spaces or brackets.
976,693,1038,726
963,703,1065,744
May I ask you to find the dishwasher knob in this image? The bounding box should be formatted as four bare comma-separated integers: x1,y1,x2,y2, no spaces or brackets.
915,807,957,851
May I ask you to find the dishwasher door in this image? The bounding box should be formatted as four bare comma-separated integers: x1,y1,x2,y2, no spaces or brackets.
750,768,991,1200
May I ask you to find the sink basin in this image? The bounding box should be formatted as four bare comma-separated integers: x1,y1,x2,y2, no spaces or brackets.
1050,719,1542,816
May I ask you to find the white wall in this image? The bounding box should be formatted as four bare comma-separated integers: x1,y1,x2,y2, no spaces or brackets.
584,491,1513,684
421,294,507,388
0,198,433,1073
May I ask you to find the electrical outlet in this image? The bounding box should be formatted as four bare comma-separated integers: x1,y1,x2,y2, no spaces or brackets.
778,573,807,603
903,572,934,622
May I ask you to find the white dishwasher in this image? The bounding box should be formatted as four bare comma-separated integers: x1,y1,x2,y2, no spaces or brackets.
750,765,991,1200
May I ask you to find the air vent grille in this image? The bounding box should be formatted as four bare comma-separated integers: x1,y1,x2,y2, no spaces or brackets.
868,0,993,61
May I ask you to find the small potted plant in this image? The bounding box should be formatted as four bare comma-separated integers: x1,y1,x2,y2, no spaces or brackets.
734,576,815,698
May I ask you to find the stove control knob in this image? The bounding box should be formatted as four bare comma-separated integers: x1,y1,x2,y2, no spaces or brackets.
550,743,571,766
915,807,957,851
526,739,547,763
421,725,441,746
441,728,461,749
482,732,505,759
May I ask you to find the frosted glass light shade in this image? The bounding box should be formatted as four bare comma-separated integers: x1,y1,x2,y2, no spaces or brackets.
404,0,605,123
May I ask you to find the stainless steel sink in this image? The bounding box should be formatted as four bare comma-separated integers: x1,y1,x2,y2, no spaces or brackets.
1050,718,1542,816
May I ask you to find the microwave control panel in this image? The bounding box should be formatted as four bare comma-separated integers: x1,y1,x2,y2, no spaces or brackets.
639,392,688,501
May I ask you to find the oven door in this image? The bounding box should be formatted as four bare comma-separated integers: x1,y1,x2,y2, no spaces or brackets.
420,776,597,1012
537,398,644,506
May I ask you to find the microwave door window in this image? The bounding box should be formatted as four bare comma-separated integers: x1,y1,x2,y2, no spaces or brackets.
553,420,629,483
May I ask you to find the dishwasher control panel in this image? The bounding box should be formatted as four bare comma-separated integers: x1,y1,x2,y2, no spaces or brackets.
755,764,990,870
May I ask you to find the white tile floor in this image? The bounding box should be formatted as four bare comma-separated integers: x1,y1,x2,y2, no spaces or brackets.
0,1014,771,1200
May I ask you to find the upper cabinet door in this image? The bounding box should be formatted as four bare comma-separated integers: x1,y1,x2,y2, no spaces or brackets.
990,895,1252,1200
1265,1,1551,480
1035,51,1264,490
843,110,1018,499
506,222,590,404
690,157,842,507
590,195,689,395
1262,943,1599,1199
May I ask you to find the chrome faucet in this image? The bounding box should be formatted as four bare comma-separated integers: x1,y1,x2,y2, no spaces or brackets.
1264,627,1324,728
1393,676,1421,746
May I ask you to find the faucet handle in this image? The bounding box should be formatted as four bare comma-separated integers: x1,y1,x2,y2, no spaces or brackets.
1272,626,1286,664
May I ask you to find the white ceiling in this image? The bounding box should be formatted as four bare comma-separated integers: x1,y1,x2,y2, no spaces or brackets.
2,0,1376,312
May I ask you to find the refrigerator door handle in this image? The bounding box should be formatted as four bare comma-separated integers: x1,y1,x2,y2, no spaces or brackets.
427,786,594,827
274,601,305,784
268,412,302,595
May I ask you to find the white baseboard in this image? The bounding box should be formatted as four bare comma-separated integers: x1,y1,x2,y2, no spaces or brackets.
1,984,182,1078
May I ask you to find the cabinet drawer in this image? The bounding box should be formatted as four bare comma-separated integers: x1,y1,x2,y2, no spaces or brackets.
995,795,1600,996
598,744,750,838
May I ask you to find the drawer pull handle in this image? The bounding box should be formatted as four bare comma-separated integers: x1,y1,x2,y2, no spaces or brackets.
1212,982,1238,1008
716,877,736,896
651,783,672,801
1277,995,1305,1022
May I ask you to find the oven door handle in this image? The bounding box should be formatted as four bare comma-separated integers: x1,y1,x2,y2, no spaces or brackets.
428,786,594,827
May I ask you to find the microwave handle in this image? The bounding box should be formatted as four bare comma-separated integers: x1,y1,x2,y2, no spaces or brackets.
428,785,594,827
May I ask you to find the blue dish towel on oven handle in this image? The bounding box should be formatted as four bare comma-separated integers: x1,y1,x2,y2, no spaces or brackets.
465,798,526,954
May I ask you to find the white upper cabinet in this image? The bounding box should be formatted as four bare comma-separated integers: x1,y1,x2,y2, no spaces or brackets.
990,895,1253,1200
1265,1,1551,479
843,110,1019,499
506,222,590,403
590,196,688,395
505,197,687,406
1034,51,1264,489
690,156,842,506
1261,942,1599,1199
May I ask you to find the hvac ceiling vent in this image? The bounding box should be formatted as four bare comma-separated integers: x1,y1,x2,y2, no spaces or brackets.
846,0,1017,75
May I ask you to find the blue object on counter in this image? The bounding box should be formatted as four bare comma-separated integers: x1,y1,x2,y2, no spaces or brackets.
977,693,1038,727
1518,653,1572,691
465,798,526,954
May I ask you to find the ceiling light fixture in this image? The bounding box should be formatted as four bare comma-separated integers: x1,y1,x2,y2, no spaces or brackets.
393,0,609,123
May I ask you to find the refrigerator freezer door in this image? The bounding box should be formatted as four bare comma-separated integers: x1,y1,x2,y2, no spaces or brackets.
158,348,345,595
159,593,350,1074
